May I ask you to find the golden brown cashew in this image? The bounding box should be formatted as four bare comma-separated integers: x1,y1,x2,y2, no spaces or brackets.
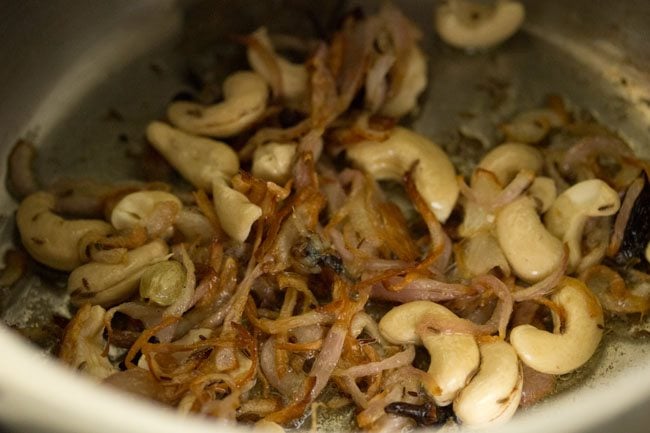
347,127,458,222
146,121,239,190
435,0,525,50
167,71,268,137
68,239,170,307
378,300,479,406
544,179,620,271
379,46,428,118
16,191,113,271
496,196,564,283
510,278,604,375
454,339,522,427
59,304,116,380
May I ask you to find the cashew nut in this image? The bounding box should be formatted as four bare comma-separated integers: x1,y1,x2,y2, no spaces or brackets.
59,304,116,380
347,127,459,222
68,239,170,307
379,46,428,118
477,143,543,186
247,27,308,110
501,109,566,144
378,301,479,406
16,191,113,271
510,278,604,375
544,179,620,271
212,178,262,243
435,0,525,50
527,176,557,213
167,71,268,137
146,121,239,190
453,339,522,427
252,142,296,184
110,190,182,233
496,196,563,283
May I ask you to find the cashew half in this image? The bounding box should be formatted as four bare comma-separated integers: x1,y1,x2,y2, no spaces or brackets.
59,304,116,380
544,179,620,271
111,191,182,232
510,278,604,375
252,142,297,185
454,339,522,427
379,300,479,406
247,27,308,110
477,143,543,186
167,71,268,137
146,121,239,190
212,178,262,243
435,0,525,50
379,46,428,118
347,127,458,222
68,239,170,307
16,191,113,271
496,196,563,283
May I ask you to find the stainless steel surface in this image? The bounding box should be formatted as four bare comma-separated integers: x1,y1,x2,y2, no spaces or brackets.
0,0,649,432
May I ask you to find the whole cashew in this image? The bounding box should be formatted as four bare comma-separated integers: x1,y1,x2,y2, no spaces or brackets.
510,278,604,375
527,176,557,213
167,71,268,137
212,178,262,243
68,239,170,307
16,191,113,271
454,339,523,427
59,304,116,380
435,0,525,50
378,300,479,406
544,179,620,271
379,46,428,118
252,142,297,185
246,27,308,110
347,127,459,222
111,190,182,232
477,143,543,186
146,121,239,191
501,109,566,144
496,196,563,282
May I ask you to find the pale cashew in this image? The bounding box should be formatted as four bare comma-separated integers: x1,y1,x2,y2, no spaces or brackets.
477,143,543,186
167,71,268,137
378,300,479,406
146,121,239,190
110,190,182,232
347,127,459,222
16,191,113,271
251,142,297,185
68,239,170,307
544,179,620,271
501,109,566,144
527,176,557,213
453,339,522,427
212,178,262,243
510,278,604,375
435,0,525,50
247,27,308,110
59,304,116,380
496,196,563,282
379,46,428,118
